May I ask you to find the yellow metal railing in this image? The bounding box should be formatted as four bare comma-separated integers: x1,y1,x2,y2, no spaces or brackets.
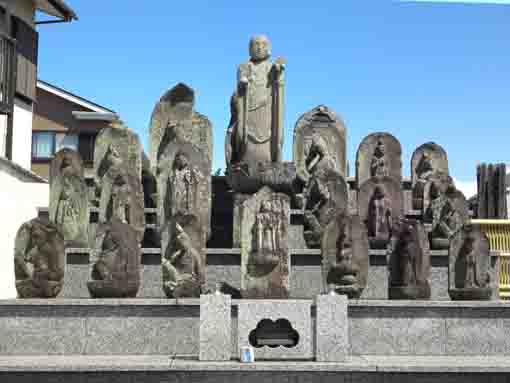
471,220,510,299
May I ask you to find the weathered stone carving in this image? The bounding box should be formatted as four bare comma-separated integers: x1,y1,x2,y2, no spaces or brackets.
149,83,213,174
388,219,431,299
356,133,402,188
162,221,204,298
157,136,210,297
321,214,369,298
301,169,348,248
449,224,493,300
226,35,285,174
476,163,508,219
293,105,347,181
94,123,145,243
14,218,65,298
424,179,469,249
358,177,403,249
87,218,141,298
49,148,89,247
239,187,290,298
411,142,449,212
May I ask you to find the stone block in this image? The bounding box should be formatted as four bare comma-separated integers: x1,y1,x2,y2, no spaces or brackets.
237,300,312,360
200,294,231,361
316,294,348,362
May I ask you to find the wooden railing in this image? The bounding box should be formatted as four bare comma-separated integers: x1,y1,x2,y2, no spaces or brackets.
471,220,510,299
0,33,16,115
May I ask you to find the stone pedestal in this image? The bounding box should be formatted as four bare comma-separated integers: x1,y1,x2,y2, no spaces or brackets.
316,294,348,362
200,294,231,361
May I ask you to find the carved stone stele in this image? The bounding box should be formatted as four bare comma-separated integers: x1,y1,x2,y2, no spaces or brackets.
302,168,348,248
14,217,65,298
87,218,141,298
149,83,213,174
94,122,145,243
449,224,493,300
293,105,347,180
321,214,369,298
239,187,290,298
358,176,403,249
356,132,402,188
225,35,285,175
424,179,469,250
49,148,89,247
411,142,449,212
388,219,431,300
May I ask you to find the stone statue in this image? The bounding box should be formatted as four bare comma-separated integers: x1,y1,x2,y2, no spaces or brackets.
449,224,493,300
321,215,369,298
88,218,141,298
170,151,203,216
239,187,290,298
356,133,402,188
302,169,348,248
293,105,347,181
388,219,431,299
14,217,65,298
358,177,403,249
49,148,89,247
411,142,449,211
94,123,145,243
370,139,389,178
162,223,204,298
226,35,285,170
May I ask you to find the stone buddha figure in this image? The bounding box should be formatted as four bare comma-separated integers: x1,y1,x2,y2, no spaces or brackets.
367,185,392,247
426,181,461,249
227,35,285,168
170,151,202,217
370,139,389,178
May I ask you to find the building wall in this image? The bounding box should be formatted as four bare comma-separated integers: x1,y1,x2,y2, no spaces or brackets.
0,115,7,157
0,170,48,299
4,0,35,27
11,98,33,170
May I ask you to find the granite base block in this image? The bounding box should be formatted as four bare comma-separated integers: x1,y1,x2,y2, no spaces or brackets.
200,294,231,361
316,294,348,362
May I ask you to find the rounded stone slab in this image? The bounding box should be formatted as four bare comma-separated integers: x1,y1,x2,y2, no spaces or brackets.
293,105,347,178
356,132,402,188
411,141,449,186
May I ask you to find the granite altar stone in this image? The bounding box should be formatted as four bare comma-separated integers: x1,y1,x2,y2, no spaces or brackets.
14,217,65,298
424,179,469,250
321,214,369,298
49,148,89,247
239,187,291,298
449,224,494,300
411,142,449,212
388,219,431,299
225,35,285,179
237,300,312,360
302,168,349,248
293,105,347,180
316,294,348,362
93,122,145,243
356,132,402,188
358,176,403,249
87,218,141,298
199,293,232,361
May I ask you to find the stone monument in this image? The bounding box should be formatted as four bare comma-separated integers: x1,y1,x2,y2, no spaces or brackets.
49,148,89,247
356,132,402,188
411,142,449,212
239,187,290,298
293,105,347,181
87,218,141,298
321,214,369,298
388,218,431,299
14,217,65,298
94,122,146,243
358,176,403,249
449,224,493,300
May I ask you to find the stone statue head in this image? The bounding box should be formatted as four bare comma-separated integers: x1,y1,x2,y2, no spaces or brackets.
174,151,189,171
261,200,272,213
374,139,386,157
249,35,271,61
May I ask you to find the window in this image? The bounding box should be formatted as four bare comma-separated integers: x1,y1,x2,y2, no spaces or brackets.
56,133,78,151
78,134,96,163
32,131,55,159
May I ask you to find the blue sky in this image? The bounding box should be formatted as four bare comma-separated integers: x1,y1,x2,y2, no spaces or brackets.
37,1,510,194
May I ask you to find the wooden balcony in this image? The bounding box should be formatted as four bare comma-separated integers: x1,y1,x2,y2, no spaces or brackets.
0,33,16,115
